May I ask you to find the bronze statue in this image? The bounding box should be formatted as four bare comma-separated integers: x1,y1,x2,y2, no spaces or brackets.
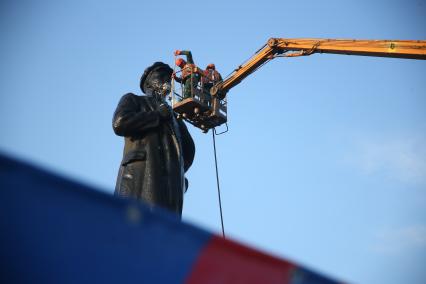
113,62,195,217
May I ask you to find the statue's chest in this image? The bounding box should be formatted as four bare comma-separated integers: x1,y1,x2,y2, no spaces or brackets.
137,96,157,112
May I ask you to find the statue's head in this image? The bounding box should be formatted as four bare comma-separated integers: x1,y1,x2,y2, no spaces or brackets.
140,62,173,100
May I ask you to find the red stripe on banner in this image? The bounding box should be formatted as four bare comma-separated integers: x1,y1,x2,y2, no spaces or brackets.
186,235,297,284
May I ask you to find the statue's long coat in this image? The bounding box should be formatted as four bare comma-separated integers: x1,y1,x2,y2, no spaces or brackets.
113,93,195,215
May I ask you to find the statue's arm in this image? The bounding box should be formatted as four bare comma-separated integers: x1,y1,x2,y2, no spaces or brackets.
174,75,182,83
112,93,160,137
178,120,195,172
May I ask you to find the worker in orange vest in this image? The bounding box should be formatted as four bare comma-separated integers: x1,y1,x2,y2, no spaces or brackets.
173,50,202,100
201,63,222,105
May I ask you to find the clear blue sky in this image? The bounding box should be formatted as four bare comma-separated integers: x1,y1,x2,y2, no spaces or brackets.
1,0,425,283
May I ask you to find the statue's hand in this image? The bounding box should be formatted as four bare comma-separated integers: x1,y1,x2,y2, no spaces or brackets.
157,103,173,121
184,177,189,193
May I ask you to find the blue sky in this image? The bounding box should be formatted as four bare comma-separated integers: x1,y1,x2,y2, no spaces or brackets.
1,0,425,283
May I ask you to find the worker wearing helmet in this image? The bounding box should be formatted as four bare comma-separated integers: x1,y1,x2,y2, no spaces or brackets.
201,63,223,105
173,50,202,100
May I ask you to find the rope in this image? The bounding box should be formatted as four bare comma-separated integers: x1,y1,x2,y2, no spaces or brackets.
214,123,229,135
212,129,226,238
171,55,176,105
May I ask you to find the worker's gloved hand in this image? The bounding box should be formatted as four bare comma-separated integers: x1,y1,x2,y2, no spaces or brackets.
171,72,177,79
174,50,181,56
157,103,173,121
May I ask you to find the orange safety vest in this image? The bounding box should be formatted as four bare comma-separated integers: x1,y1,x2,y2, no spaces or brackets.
202,69,221,84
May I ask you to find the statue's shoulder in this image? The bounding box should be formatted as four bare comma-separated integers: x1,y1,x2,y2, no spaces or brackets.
118,93,143,105
117,93,154,110
120,92,138,100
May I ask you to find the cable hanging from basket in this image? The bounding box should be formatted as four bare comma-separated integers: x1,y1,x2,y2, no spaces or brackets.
212,129,226,238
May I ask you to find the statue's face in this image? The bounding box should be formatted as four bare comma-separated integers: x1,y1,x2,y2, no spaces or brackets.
146,69,171,100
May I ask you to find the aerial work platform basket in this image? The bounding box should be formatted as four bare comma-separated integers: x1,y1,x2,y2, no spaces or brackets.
170,74,227,132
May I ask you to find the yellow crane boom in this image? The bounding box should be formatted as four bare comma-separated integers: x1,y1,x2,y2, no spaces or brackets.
210,38,426,99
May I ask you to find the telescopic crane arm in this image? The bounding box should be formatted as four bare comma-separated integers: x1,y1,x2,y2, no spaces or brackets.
210,38,426,99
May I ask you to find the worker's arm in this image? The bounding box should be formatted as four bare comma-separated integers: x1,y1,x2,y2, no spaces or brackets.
177,50,194,64
112,93,162,137
217,71,223,81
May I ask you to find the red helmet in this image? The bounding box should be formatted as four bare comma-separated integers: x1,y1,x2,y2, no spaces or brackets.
175,58,186,68
206,63,215,70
